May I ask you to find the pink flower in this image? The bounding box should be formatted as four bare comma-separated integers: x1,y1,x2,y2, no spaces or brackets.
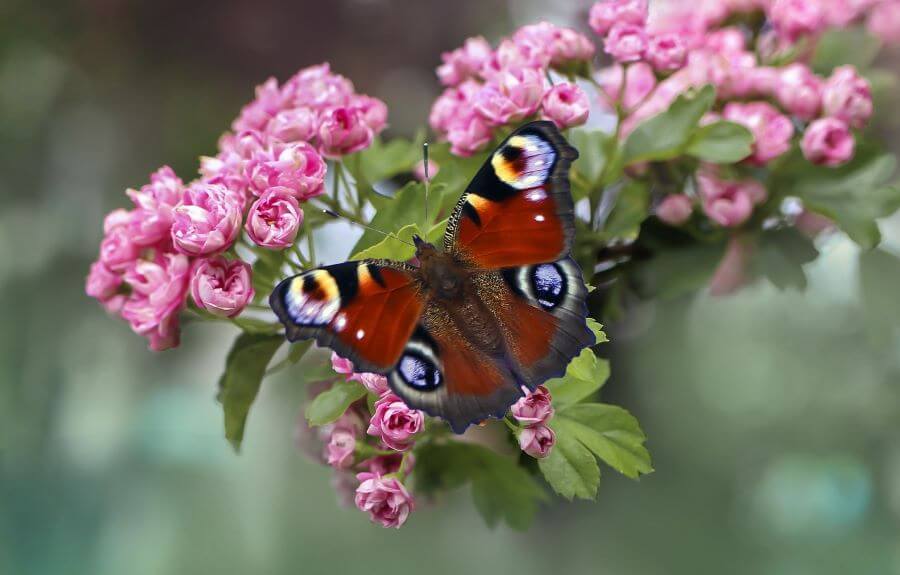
495,37,551,71
266,108,319,143
511,385,554,425
86,261,122,302
245,188,303,249
171,183,242,256
822,65,873,129
351,94,388,133
723,102,794,166
126,166,183,247
354,472,415,528
474,67,545,126
446,113,493,156
802,117,856,167
768,0,825,41
325,425,357,470
646,33,687,71
364,452,410,476
413,159,439,182
367,393,423,451
436,36,493,86
245,141,326,200
541,83,590,129
232,77,289,133
104,208,131,233
867,0,900,44
354,373,390,396
99,221,139,272
429,80,479,133
657,194,693,226
318,106,374,158
699,173,758,227
287,63,355,110
776,64,822,121
120,253,190,351
604,23,648,63
709,235,754,297
547,27,596,66
331,352,355,377
589,0,648,36
596,62,657,111
189,257,254,318
519,424,556,458
703,27,747,55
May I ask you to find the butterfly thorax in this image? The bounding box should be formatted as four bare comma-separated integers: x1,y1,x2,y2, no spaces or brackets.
413,238,467,301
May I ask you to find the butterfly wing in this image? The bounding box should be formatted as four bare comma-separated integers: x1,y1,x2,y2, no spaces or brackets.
270,260,424,373
444,121,578,269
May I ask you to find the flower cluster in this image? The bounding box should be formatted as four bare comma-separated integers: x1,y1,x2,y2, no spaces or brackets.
430,23,595,156
511,386,557,458
86,64,386,349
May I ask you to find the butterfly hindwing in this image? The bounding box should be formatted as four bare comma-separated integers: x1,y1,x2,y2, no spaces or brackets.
444,121,578,269
270,260,424,373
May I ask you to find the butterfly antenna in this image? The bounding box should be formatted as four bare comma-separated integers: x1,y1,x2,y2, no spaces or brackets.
423,142,430,225
321,209,415,247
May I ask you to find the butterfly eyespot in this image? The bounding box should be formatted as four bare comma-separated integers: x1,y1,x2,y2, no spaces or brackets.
398,353,442,391
532,263,566,310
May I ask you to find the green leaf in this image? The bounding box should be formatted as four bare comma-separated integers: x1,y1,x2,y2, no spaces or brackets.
812,27,882,74
622,85,716,165
230,316,281,334
538,422,601,500
287,340,313,364
351,223,421,261
293,347,340,384
351,135,422,185
250,249,288,304
557,404,653,479
599,180,650,241
413,442,546,530
686,121,753,164
859,249,900,346
305,380,366,427
544,348,611,408
754,228,819,290
587,317,608,344
217,333,284,451
570,129,615,200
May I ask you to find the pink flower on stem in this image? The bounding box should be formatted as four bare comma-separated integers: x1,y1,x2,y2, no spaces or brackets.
519,424,556,459
604,23,648,63
171,183,242,256
822,65,873,129
325,425,357,470
776,64,823,121
99,221,140,272
646,33,687,71
367,393,423,451
511,385,555,425
547,26,596,66
541,83,590,129
318,106,374,158
364,452,411,476
474,67,545,126
189,257,254,318
446,113,493,157
657,194,694,226
287,63,355,110
722,102,794,166
126,166,183,247
245,141,326,200
232,77,289,133
867,1,900,44
120,253,190,351
703,27,747,55
768,0,825,41
86,261,122,302
354,472,415,528
802,117,856,167
702,186,754,227
266,108,319,143
429,80,480,134
495,37,551,71
331,352,355,377
436,36,493,86
589,0,648,36
245,188,304,249
596,63,657,111
351,94,389,133
355,373,390,396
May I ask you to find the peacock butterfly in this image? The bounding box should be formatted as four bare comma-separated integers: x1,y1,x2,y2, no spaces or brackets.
270,121,594,433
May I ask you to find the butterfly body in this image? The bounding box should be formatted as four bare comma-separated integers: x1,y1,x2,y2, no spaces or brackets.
271,122,595,433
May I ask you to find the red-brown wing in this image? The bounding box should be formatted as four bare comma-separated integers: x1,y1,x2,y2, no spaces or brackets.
444,121,578,269
270,260,424,373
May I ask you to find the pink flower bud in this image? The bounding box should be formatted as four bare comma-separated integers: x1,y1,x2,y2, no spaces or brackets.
657,194,693,226
446,113,493,157
776,64,823,121
318,106,374,158
351,94,389,134
189,257,254,318
474,67,545,126
232,77,288,133
802,117,856,167
245,141,326,201
700,176,754,228
331,352,355,377
126,166,183,247
325,425,357,470
287,63,355,110
541,83,590,129
86,261,122,302
596,62,657,111
604,22,648,63
646,33,687,71
867,0,900,44
366,393,423,452
511,385,554,425
822,65,873,129
171,183,242,257
120,253,190,351
245,188,303,249
99,223,140,272
769,0,825,41
354,373,390,396
364,452,410,477
589,0,648,36
436,36,493,86
519,424,556,458
354,472,415,528
547,26,596,66
723,102,794,166
266,108,319,143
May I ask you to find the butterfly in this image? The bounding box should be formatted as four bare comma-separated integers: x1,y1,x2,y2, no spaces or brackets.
270,121,594,433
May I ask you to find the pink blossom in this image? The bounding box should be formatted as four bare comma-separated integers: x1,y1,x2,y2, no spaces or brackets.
646,33,687,71
287,63,355,110
495,37,551,71
547,27,596,66
776,64,822,121
364,452,410,476
103,208,131,233
436,36,493,86
245,188,303,249
723,102,794,166
429,81,479,134
318,106,374,158
325,425,357,470
657,194,694,226
331,352,355,377
474,67,545,126
703,27,747,55
355,373,390,396
246,141,326,200
822,65,873,129
604,23,648,62
867,0,900,43
351,94,389,133
699,173,758,227
99,222,139,272
709,235,754,296
232,77,289,133
367,393,423,451
413,159,439,182
266,108,319,143
120,253,190,351
768,0,825,41
446,113,493,156
519,424,556,458
171,183,242,256
354,472,415,528
126,166,183,247
596,63,657,111
802,117,856,167
541,83,590,129
189,257,254,318
86,260,122,302
589,0,648,36
511,385,554,425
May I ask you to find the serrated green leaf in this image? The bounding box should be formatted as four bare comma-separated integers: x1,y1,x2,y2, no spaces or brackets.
230,316,281,334
351,223,421,261
623,85,716,164
812,27,881,74
217,333,284,451
754,228,819,290
686,121,753,163
305,380,366,427
557,403,653,479
538,421,601,500
350,135,423,185
545,348,610,408
599,179,650,241
570,129,614,200
587,317,608,343
251,249,288,304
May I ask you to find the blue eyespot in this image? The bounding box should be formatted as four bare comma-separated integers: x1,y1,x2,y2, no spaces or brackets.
532,263,566,310
398,353,442,391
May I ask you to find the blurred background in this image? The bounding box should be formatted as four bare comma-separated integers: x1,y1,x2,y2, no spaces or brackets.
3,0,900,573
